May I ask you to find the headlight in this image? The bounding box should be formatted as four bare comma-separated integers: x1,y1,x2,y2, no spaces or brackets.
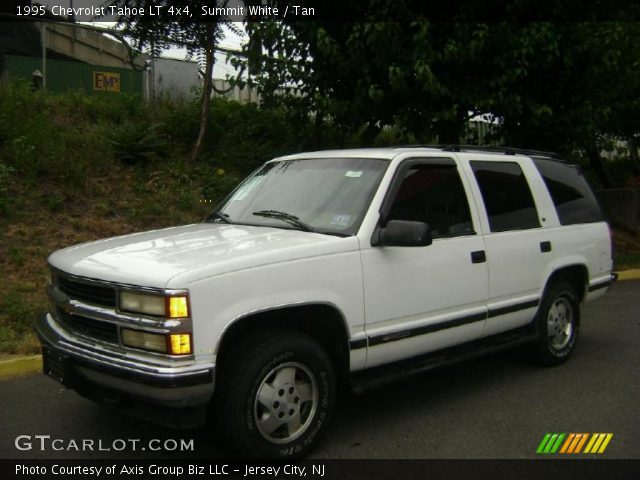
121,329,192,355
120,291,165,316
120,291,190,318
122,328,167,353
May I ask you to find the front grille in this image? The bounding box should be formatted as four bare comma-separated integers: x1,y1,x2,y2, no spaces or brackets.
57,276,117,307
57,309,119,344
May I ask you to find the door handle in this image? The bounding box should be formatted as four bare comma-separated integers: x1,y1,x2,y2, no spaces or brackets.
470,250,486,264
540,241,552,253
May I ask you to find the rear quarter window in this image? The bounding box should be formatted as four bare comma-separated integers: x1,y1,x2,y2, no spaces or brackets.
532,158,604,225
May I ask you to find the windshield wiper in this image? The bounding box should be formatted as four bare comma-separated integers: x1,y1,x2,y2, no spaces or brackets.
208,210,232,224
252,210,316,232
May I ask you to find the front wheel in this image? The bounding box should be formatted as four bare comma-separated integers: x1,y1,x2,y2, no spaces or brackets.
531,281,580,366
215,330,335,458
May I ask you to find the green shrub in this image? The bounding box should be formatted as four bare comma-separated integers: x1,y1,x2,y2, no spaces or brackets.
0,162,13,214
108,122,168,165
0,285,42,353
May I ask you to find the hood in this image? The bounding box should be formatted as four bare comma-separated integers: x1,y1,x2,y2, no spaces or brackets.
48,223,356,288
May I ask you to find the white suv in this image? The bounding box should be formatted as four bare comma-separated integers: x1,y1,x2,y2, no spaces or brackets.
36,146,615,458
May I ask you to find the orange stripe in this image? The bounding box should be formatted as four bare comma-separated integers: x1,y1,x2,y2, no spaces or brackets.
567,434,582,453
560,434,576,454
574,433,589,453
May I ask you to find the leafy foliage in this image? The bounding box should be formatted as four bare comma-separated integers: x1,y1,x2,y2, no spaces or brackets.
0,162,13,215
241,6,640,186
108,123,168,165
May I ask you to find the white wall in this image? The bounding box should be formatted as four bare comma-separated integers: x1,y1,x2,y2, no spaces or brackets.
153,57,200,99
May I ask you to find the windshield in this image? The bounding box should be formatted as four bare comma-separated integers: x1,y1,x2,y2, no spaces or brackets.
210,157,389,235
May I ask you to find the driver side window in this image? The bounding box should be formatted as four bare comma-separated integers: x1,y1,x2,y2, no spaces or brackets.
387,163,474,238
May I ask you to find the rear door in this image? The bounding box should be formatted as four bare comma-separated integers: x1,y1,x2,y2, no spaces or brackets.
461,157,549,335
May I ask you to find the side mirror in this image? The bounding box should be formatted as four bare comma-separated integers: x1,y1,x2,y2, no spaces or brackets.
377,220,433,247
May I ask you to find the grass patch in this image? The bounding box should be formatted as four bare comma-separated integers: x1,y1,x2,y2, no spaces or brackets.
0,82,257,354
614,253,640,270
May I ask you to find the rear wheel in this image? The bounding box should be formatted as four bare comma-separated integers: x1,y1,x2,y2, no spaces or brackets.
531,281,580,366
215,330,335,458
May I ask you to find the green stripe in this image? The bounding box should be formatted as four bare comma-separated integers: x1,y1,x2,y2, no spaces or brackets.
536,433,552,453
550,433,566,453
543,434,559,453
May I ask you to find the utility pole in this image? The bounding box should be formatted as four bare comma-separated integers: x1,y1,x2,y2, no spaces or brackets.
41,22,47,89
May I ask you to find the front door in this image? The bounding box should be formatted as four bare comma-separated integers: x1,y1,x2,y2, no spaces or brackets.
360,158,489,368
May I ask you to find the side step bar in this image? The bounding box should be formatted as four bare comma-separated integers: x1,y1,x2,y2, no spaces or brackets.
351,325,537,394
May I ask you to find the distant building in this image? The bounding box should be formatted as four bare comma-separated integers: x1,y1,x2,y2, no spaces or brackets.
0,1,147,94
212,78,261,104
151,57,200,99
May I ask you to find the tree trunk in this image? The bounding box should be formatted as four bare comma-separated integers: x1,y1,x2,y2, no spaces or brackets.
628,135,640,176
190,27,215,163
585,146,614,188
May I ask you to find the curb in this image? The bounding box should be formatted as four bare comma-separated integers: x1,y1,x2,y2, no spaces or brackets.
617,269,640,281
0,355,42,380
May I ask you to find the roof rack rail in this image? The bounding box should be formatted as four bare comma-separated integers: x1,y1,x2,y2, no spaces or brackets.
440,144,560,158
393,144,562,159
393,144,442,149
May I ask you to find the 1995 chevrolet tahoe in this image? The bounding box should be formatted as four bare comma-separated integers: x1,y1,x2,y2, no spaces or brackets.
36,146,616,458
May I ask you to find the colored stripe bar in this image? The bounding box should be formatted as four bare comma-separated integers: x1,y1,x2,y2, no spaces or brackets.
544,434,560,453
585,433,614,454
584,434,598,453
591,433,606,453
598,434,613,453
550,433,566,453
567,434,583,453
560,433,576,453
574,433,589,453
538,432,613,455
537,433,553,454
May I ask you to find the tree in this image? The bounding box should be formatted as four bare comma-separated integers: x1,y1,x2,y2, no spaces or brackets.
241,2,640,186
473,22,640,187
243,20,443,144
105,0,242,163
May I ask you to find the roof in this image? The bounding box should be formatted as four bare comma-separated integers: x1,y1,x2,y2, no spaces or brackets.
274,145,561,162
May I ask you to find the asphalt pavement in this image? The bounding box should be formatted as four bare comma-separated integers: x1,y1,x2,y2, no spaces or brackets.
1,280,638,459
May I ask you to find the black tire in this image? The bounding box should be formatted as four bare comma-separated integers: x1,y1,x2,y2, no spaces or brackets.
214,330,335,459
530,281,580,366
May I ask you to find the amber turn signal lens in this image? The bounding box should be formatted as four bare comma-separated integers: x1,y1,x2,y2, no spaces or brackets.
168,296,189,318
169,333,191,355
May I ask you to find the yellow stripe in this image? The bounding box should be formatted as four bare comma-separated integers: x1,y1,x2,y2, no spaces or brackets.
584,434,598,453
574,433,589,453
567,434,581,453
560,434,576,454
590,433,605,453
597,434,613,453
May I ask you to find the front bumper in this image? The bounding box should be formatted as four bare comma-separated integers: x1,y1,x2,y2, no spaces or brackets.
35,312,215,414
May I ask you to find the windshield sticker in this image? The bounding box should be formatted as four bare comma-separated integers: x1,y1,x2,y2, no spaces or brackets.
330,214,351,226
231,177,264,201
345,171,363,178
